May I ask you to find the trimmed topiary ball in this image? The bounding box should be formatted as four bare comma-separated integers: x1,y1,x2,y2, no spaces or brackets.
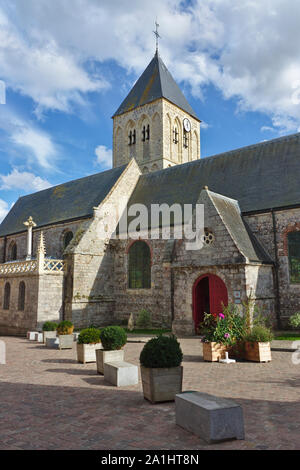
140,335,183,368
57,320,74,335
99,326,127,350
77,328,101,344
42,321,58,331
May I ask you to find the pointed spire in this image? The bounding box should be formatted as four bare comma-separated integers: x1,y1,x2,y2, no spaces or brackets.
37,231,46,256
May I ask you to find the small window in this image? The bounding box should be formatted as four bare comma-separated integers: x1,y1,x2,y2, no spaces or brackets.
173,127,178,144
9,242,17,261
129,129,136,146
288,231,300,283
146,124,150,140
63,231,73,250
18,281,25,311
142,126,146,142
3,282,10,310
128,241,151,289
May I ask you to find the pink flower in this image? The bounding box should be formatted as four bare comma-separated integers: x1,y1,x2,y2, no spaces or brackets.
219,313,225,319
224,333,230,338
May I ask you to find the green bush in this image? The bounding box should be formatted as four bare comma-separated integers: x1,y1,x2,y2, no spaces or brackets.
245,325,274,343
289,312,300,329
136,309,151,329
78,328,101,344
140,335,183,368
42,321,58,332
99,326,127,350
57,320,74,335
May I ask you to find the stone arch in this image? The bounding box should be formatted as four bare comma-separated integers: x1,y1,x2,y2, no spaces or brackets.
125,119,136,161
18,281,26,311
138,113,150,161
165,113,172,160
192,130,199,160
152,112,161,160
151,163,158,172
172,117,182,163
142,166,149,173
8,241,17,261
3,282,10,310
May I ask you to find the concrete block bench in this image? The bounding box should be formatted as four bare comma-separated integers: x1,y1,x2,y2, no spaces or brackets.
104,361,139,387
34,333,43,343
175,391,244,444
27,331,39,341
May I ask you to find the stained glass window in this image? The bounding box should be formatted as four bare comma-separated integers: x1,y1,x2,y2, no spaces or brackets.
128,241,151,289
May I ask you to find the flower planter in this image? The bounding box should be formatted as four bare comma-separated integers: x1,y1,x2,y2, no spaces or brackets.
202,342,227,362
96,349,124,374
227,341,245,360
141,366,183,403
245,341,271,362
58,334,74,350
43,331,57,344
77,343,103,364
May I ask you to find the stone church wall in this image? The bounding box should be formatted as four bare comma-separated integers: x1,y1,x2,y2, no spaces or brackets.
245,207,300,327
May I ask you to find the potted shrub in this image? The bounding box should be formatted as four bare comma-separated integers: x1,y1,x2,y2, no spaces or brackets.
289,312,300,330
96,326,127,374
244,325,273,362
200,305,247,361
42,321,58,343
77,328,103,364
140,334,183,403
57,320,74,350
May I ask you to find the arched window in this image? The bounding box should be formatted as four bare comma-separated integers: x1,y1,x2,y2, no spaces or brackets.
3,282,10,310
63,231,73,250
128,241,151,289
288,231,300,283
9,242,17,261
18,281,25,311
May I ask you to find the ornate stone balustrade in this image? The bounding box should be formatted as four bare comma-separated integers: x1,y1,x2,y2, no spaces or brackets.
0,258,64,275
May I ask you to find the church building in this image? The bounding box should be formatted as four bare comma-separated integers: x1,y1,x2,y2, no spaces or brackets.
0,51,300,336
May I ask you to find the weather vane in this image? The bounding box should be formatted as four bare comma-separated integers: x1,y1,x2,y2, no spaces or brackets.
153,20,161,53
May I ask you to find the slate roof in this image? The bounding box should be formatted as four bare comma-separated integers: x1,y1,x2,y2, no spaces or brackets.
207,190,273,263
0,165,126,237
128,132,300,215
113,52,199,120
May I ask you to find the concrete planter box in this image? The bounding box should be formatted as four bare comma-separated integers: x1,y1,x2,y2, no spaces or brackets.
43,331,57,343
245,341,271,362
58,334,74,350
141,366,183,403
202,342,227,362
104,361,139,387
77,343,103,364
96,349,124,375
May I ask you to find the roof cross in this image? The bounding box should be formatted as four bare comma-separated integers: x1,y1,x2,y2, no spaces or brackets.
153,20,161,53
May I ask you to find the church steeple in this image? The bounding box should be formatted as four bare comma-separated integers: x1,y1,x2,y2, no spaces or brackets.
112,52,201,173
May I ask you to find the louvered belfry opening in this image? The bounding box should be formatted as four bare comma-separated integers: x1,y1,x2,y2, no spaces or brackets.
128,241,151,289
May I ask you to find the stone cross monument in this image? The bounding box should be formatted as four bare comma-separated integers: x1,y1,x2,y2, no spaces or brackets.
23,216,37,260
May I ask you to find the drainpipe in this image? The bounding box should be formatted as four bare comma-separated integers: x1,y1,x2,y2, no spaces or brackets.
271,209,281,329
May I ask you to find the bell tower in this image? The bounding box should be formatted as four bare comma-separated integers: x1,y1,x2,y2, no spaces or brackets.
112,47,201,173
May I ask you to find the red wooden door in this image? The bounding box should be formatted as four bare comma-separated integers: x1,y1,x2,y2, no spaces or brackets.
209,274,228,316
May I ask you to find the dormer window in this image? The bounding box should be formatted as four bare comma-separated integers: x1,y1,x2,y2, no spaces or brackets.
173,127,178,144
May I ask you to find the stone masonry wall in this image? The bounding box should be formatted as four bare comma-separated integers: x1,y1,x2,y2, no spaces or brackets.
245,207,300,327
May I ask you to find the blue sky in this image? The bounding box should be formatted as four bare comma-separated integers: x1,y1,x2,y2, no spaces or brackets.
0,0,300,221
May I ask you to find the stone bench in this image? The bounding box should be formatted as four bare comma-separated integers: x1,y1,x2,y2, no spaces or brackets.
104,361,139,387
34,333,44,343
27,331,39,341
175,391,244,444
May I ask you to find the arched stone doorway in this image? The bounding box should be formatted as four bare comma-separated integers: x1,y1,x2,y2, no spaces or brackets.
193,274,228,333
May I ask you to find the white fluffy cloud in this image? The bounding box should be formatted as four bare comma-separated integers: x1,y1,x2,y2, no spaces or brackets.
0,169,51,192
95,145,112,169
1,1,300,131
0,199,9,222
